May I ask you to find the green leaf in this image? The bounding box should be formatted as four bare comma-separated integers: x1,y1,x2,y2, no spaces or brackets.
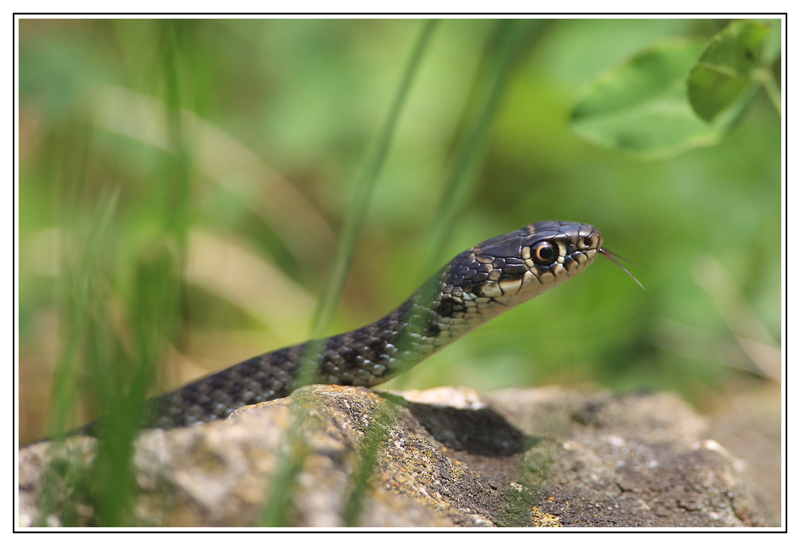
688,20,780,122
571,40,723,160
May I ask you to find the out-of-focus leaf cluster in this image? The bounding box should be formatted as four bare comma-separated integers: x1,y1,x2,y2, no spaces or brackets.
570,19,780,159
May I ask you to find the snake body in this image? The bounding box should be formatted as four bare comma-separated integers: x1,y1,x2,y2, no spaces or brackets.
134,221,603,429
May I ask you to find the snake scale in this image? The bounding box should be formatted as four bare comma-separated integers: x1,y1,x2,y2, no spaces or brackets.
91,220,621,433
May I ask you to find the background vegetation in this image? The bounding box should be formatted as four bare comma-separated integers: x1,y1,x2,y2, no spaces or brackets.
19,18,780,460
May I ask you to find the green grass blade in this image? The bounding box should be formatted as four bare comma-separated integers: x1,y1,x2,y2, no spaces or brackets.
343,19,541,525
259,20,439,527
309,19,438,340
420,19,540,276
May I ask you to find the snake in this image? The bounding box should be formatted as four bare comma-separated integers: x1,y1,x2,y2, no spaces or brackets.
90,220,631,433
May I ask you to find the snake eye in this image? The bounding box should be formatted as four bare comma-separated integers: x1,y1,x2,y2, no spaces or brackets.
531,241,558,265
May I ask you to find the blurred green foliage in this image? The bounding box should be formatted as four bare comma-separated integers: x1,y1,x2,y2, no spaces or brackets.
19,18,781,454
571,20,780,158
688,20,781,122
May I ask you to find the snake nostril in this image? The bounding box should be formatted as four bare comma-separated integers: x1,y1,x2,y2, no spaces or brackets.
582,236,593,248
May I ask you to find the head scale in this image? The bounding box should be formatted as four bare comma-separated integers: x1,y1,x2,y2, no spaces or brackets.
439,221,602,320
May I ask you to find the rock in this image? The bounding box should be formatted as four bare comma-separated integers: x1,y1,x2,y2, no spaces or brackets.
18,385,774,527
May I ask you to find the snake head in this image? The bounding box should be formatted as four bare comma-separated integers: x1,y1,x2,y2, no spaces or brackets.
447,221,602,304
